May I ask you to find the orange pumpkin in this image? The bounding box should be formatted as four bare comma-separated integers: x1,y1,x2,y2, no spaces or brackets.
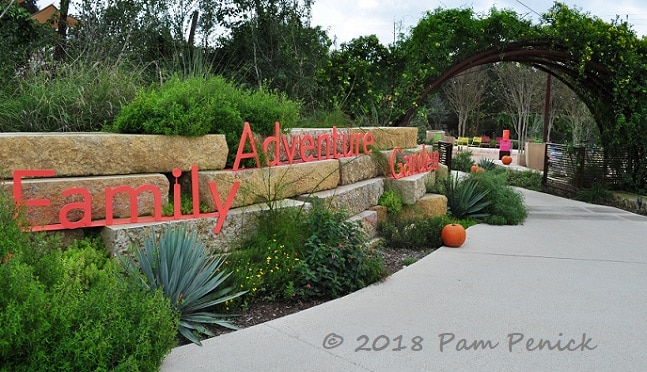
441,223,466,248
501,155,512,165
470,165,480,173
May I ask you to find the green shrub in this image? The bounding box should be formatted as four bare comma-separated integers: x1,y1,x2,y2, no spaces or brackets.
111,75,301,166
298,106,352,128
234,202,309,256
226,237,302,304
294,199,387,299
403,258,418,266
227,199,386,304
379,214,458,249
484,186,528,225
0,219,178,371
470,171,528,225
578,182,613,204
0,185,28,260
123,226,246,345
451,150,474,172
378,189,403,215
162,193,210,216
112,76,237,136
225,205,309,307
60,237,113,289
37,266,177,371
504,169,543,191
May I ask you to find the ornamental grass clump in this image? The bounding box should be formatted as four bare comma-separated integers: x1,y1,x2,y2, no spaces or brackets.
379,215,463,250
123,226,246,345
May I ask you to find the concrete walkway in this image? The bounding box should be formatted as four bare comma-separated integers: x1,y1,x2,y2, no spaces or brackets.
161,189,647,371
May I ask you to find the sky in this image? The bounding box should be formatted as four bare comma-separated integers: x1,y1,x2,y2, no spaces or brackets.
35,0,647,45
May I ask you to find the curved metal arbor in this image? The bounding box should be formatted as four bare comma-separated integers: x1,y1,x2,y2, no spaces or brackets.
399,41,614,135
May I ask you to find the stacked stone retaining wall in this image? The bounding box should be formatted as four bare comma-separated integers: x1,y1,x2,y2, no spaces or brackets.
1,127,447,255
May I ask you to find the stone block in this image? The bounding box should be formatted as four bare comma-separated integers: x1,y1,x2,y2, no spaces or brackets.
195,160,340,210
273,127,374,163
0,133,228,177
4,174,169,227
383,172,434,205
426,130,445,142
298,178,384,216
354,127,418,150
280,127,418,163
347,210,379,239
338,154,381,185
401,194,448,220
369,205,388,226
102,199,311,256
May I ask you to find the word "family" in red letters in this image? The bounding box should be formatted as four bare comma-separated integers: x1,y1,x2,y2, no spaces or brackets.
12,165,239,234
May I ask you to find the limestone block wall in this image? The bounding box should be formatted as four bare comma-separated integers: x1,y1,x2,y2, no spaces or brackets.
0,133,228,176
0,127,447,255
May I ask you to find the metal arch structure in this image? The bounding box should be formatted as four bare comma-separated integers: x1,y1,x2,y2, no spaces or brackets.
398,41,615,141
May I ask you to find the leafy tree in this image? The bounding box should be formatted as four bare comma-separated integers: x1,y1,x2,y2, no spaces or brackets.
424,94,451,131
53,0,71,61
443,65,488,136
70,0,181,65
392,4,645,188
18,0,38,13
560,86,597,145
544,73,564,142
0,2,53,86
540,3,647,189
215,0,330,110
495,63,544,152
317,35,396,124
397,7,536,126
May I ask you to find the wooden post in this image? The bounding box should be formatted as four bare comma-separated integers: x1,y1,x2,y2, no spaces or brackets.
54,0,70,61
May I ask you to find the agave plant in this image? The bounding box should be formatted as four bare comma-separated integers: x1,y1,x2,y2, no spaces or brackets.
439,174,491,220
123,226,246,345
477,158,497,171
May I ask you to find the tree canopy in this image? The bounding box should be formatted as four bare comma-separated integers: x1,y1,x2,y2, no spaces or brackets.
394,3,646,188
